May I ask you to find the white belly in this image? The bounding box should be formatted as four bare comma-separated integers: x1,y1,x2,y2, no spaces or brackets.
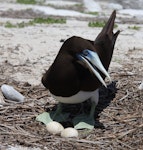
51,89,99,104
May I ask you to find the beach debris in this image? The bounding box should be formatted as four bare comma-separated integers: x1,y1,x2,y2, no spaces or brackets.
138,82,143,90
1,84,25,102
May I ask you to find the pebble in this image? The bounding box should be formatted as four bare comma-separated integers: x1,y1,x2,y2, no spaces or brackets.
46,121,64,135
1,84,25,102
138,82,143,90
61,127,78,138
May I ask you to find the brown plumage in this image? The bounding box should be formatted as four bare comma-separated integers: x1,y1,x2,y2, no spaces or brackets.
42,10,120,99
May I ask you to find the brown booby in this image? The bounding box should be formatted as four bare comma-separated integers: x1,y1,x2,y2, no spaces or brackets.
42,11,120,129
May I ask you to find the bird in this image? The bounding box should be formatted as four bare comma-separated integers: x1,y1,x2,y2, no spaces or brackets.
42,10,120,129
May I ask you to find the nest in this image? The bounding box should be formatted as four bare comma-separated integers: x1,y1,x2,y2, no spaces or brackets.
0,62,143,150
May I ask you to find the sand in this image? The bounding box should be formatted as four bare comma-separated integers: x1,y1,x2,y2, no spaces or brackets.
0,0,143,149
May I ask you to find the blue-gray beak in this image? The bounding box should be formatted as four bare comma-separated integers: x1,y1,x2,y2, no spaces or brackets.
77,49,111,87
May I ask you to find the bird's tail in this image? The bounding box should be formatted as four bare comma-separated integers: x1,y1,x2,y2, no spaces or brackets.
93,10,120,71
95,10,120,46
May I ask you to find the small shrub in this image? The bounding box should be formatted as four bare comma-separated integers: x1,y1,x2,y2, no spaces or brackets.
88,21,105,27
5,21,17,28
5,18,66,28
16,0,37,4
128,26,140,30
88,21,118,28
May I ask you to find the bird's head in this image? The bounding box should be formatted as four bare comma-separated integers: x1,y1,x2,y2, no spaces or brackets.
58,36,111,88
76,49,111,87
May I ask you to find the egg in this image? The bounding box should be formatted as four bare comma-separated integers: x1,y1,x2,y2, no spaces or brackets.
46,121,64,135
61,127,78,138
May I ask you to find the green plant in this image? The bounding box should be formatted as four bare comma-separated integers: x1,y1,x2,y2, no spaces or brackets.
88,21,118,28
128,26,140,30
5,21,17,28
18,22,28,28
87,12,99,15
16,0,37,4
5,17,66,28
32,18,66,24
88,21,105,27
114,24,118,28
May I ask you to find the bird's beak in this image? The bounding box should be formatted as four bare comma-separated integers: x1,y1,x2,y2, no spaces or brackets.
77,49,111,87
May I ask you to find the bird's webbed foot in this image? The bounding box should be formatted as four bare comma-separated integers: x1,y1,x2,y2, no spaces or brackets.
36,103,69,125
73,113,95,130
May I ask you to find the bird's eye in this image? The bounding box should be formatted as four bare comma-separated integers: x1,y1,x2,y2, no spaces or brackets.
83,49,89,56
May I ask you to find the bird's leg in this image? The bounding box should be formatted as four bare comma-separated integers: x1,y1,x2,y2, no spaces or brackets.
36,102,69,125
89,89,99,119
52,102,62,119
51,102,69,122
89,101,97,119
73,89,99,130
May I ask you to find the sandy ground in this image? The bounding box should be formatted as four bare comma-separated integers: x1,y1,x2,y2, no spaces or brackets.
0,20,143,85
0,0,143,150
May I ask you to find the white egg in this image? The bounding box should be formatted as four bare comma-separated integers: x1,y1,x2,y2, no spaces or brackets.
61,127,78,138
1,84,25,102
46,121,64,135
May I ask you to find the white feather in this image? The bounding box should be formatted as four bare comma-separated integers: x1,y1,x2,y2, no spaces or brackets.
51,89,99,105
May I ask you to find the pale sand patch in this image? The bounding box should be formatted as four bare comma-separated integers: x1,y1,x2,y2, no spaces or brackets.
0,19,143,85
